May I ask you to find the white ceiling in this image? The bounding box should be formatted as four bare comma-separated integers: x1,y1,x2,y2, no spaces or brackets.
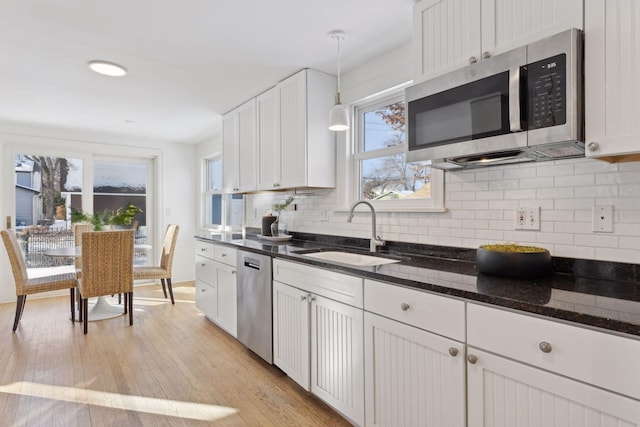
0,0,413,144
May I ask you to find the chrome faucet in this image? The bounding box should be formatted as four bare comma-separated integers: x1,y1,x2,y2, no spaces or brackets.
347,200,385,252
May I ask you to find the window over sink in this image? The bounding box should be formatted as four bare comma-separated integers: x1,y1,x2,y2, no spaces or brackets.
351,88,444,212
203,156,243,230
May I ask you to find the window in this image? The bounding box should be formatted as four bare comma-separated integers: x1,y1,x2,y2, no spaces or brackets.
203,157,243,230
352,90,444,211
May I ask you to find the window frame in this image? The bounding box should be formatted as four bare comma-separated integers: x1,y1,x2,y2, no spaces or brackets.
351,89,444,212
201,156,243,231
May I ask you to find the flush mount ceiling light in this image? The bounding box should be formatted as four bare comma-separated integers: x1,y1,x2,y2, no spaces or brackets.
88,60,127,77
328,30,349,132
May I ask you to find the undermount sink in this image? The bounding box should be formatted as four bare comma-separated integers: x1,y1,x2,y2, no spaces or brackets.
300,251,401,267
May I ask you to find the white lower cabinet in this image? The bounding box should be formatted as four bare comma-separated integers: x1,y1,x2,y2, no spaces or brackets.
466,348,640,426
195,242,237,338
364,312,465,427
273,260,364,426
467,303,640,427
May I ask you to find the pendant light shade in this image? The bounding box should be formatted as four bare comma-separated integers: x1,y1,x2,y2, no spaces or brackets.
328,30,349,131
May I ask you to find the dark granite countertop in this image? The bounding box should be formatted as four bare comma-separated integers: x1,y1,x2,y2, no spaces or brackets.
195,232,640,339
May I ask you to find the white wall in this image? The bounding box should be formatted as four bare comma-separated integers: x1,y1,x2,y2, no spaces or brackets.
244,42,640,265
0,131,198,303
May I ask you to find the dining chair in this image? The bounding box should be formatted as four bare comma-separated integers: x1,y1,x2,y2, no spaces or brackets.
77,230,134,334
73,224,94,277
134,224,179,304
1,230,77,332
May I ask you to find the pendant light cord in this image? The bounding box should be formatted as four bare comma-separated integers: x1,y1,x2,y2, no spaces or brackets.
336,35,342,95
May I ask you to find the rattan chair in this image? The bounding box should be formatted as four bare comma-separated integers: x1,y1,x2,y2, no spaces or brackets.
73,224,94,277
77,230,134,334
134,224,179,304
1,230,77,332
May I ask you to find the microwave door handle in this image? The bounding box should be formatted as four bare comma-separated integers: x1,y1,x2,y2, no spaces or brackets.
509,66,523,132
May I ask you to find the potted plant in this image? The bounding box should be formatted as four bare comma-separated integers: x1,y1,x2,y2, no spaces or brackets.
271,195,295,236
71,203,143,231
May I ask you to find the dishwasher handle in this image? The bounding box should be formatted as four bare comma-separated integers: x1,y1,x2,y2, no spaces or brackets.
243,259,261,270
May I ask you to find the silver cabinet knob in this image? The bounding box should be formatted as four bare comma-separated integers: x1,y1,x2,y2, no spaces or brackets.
200,248,207,252
310,295,317,302
587,141,600,152
200,288,206,292
231,270,236,275
300,295,307,301
482,51,491,59
400,303,410,311
539,341,552,353
448,347,459,357
273,183,280,187
221,253,227,257
467,354,478,364
200,263,206,267
469,56,477,64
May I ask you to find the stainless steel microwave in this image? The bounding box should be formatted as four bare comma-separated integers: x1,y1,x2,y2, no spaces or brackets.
406,28,584,170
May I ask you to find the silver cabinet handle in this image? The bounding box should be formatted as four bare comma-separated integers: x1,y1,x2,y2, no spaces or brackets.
400,303,410,311
200,248,207,252
200,288,206,292
469,56,477,64
310,295,317,302
231,270,236,275
539,341,552,353
300,295,307,301
509,66,522,132
200,263,205,267
467,354,478,364
448,347,459,357
221,253,227,257
273,183,280,187
587,141,600,152
482,51,491,60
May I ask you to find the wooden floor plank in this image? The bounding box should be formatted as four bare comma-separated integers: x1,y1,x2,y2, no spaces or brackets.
0,283,351,426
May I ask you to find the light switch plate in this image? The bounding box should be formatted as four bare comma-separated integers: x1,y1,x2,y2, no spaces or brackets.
592,205,613,233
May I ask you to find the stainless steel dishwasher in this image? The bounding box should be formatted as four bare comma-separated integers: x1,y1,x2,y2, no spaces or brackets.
236,250,273,364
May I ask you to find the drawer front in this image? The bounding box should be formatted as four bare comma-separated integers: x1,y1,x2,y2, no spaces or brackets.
273,259,363,308
195,240,215,260
214,245,237,266
364,279,465,342
467,303,640,400
195,255,216,285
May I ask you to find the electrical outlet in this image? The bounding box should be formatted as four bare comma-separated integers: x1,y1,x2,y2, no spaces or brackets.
319,209,329,221
592,205,613,233
515,206,540,230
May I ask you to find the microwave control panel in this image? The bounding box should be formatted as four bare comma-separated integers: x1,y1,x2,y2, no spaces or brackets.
527,54,567,129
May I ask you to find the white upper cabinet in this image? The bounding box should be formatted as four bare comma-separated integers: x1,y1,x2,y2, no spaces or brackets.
413,0,481,82
223,99,257,193
257,69,336,191
413,0,583,82
585,0,640,159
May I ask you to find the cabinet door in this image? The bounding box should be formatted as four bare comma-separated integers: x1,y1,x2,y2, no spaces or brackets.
236,99,257,192
481,0,583,58
364,312,465,427
215,262,237,338
413,0,481,82
311,295,364,426
585,0,640,159
273,281,310,390
467,348,640,427
278,70,307,188
195,280,217,320
257,87,280,190
222,112,238,193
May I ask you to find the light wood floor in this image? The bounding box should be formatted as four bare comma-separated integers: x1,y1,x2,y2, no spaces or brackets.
0,283,351,426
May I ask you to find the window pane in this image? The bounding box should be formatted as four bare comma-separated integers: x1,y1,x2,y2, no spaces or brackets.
227,194,243,227
363,101,405,152
207,159,222,191
210,194,222,225
360,155,431,200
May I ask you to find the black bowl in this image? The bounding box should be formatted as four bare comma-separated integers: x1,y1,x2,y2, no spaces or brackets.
476,247,552,278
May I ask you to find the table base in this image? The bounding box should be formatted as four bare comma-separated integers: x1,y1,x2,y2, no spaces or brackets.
73,296,124,322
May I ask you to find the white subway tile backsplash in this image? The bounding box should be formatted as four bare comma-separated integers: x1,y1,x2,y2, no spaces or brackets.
250,157,640,264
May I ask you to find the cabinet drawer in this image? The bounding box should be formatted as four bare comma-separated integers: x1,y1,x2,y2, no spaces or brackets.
195,255,216,285
467,303,640,400
195,240,215,260
273,259,363,308
214,245,236,266
364,279,465,342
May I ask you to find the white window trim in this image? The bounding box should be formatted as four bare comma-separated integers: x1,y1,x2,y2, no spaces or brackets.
348,89,445,213
201,156,243,231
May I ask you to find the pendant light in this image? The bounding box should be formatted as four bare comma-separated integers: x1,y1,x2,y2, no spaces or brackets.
328,30,349,131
